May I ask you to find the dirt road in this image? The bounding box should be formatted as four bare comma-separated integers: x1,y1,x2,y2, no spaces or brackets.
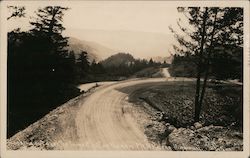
7,68,176,150
7,67,243,151
74,78,168,150
161,68,171,77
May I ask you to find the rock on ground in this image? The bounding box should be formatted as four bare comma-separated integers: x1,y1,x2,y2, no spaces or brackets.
168,125,243,151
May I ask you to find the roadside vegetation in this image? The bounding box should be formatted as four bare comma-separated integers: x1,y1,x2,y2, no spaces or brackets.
136,82,242,128
125,81,242,151
132,7,243,151
169,7,243,122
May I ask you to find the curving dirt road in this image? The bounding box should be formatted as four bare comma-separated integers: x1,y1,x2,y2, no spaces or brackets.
161,68,171,77
74,78,168,150
7,68,187,150
7,67,243,151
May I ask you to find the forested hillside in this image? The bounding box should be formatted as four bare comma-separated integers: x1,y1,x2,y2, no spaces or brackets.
169,45,243,81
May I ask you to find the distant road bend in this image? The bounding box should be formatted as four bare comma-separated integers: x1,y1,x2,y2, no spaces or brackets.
74,78,169,150
161,67,171,77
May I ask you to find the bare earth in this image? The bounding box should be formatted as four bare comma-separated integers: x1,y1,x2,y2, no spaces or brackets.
73,78,167,150
7,78,171,150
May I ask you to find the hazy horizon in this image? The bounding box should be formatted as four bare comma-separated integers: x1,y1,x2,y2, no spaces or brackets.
64,28,175,59
6,1,186,58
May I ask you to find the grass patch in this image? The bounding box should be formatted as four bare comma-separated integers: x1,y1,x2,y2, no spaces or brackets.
128,81,242,129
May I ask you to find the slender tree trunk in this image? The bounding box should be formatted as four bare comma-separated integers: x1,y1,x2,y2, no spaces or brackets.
194,7,208,122
198,9,218,114
198,66,209,115
194,66,202,122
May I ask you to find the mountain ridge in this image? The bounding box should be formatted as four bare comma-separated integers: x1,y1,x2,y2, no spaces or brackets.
64,29,174,59
67,37,116,62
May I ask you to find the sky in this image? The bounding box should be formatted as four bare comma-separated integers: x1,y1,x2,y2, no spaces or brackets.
6,1,186,58
63,2,180,34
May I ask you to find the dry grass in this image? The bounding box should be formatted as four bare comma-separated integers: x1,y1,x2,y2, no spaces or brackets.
131,81,242,129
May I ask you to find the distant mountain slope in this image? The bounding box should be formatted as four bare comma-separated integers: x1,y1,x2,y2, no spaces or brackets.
101,53,135,67
67,37,116,62
64,29,174,58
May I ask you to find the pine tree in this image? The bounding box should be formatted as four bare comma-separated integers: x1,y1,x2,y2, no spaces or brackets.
77,51,90,80
149,58,154,66
66,51,77,83
7,6,26,20
29,6,71,84
30,6,69,56
170,7,243,122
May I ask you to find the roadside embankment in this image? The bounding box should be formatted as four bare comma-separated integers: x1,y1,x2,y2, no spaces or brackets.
7,84,102,150
124,80,243,151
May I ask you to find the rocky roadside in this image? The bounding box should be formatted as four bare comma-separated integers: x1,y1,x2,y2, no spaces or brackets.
128,100,243,151
123,99,172,150
168,123,243,151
